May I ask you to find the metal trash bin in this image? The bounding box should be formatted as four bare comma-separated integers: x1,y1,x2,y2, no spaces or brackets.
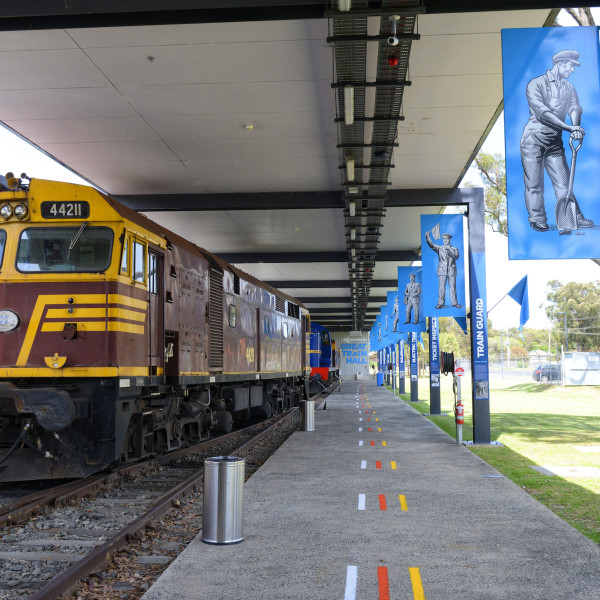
300,400,315,431
202,456,245,544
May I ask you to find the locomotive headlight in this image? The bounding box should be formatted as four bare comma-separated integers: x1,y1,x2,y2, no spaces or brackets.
13,203,27,219
0,310,19,332
0,204,12,220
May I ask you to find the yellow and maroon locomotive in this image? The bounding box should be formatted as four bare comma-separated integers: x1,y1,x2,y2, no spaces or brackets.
0,177,310,480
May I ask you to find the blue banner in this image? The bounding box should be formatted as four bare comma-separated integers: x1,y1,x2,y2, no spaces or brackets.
386,291,402,338
397,266,426,332
420,214,466,317
502,26,600,258
429,317,440,388
470,252,490,401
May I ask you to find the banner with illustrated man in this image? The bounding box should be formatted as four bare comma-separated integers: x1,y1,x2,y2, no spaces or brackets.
502,26,600,259
396,266,426,332
420,214,466,318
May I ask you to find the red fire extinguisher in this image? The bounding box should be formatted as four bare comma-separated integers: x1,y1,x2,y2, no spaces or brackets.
455,401,464,425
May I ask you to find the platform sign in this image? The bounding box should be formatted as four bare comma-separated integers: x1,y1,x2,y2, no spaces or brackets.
398,338,405,379
397,266,426,332
420,214,466,318
455,367,465,377
502,26,600,259
429,317,440,388
409,332,418,382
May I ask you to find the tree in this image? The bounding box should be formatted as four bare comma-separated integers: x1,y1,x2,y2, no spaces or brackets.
562,7,595,26
545,280,600,351
471,152,507,236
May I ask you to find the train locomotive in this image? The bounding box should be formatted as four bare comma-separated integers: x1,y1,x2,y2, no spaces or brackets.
309,323,340,393
0,177,312,481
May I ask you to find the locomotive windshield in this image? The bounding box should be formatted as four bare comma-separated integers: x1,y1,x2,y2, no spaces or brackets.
0,229,5,269
321,330,330,345
16,227,114,273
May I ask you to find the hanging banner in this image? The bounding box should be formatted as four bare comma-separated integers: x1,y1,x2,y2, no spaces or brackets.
397,266,426,332
420,214,466,317
429,316,440,388
502,26,600,259
398,339,405,379
387,291,402,337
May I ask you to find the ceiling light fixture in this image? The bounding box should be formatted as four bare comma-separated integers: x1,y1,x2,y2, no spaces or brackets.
350,227,356,240
349,199,356,217
344,85,354,125
346,156,355,182
339,0,351,11
351,247,356,257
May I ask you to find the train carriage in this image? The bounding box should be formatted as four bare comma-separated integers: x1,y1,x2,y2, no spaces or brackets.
0,177,310,481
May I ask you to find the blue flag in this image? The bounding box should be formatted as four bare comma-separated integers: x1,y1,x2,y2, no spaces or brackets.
507,275,530,330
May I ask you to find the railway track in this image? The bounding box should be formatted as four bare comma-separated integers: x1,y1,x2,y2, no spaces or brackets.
0,385,336,599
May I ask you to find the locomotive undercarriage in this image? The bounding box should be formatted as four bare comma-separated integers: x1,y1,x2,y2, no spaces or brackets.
0,375,305,482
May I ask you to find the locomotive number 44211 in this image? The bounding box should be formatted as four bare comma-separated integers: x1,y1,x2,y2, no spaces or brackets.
41,201,90,219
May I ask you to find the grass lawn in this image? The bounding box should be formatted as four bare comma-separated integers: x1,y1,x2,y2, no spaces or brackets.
387,376,600,545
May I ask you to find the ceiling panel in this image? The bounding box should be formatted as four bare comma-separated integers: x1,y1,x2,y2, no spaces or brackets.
0,6,555,330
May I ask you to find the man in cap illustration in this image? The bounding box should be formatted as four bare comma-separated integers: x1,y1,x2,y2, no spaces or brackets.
403,273,421,324
425,231,461,309
520,49,593,232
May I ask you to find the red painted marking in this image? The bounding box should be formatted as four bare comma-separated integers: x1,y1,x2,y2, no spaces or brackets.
370,441,375,446
379,494,387,510
375,460,382,469
378,566,390,600
367,418,371,421
368,427,372,432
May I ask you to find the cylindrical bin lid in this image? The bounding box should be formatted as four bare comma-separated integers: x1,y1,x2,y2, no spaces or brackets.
300,400,315,431
376,372,384,386
202,456,245,545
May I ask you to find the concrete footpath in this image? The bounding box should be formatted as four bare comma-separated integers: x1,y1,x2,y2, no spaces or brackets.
142,379,600,599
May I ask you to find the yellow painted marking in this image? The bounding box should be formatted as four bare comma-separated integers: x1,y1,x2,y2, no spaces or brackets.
382,441,387,447
391,461,397,470
409,567,425,599
42,322,106,332
378,427,382,432
108,307,147,322
46,308,106,319
108,294,147,310
107,322,145,335
376,418,379,422
399,495,408,511
0,366,148,378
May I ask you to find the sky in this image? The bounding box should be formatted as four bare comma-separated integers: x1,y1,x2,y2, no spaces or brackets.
0,9,598,334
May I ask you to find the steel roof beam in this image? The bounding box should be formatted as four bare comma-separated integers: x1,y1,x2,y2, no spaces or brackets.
265,279,397,288
117,188,479,212
221,250,418,263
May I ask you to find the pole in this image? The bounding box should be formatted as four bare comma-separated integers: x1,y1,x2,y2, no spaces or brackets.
564,312,568,351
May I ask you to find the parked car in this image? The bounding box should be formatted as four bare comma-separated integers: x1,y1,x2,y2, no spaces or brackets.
532,364,562,383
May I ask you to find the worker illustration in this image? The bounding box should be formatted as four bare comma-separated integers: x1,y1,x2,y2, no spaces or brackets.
390,294,400,332
403,273,421,324
378,322,381,342
425,230,461,309
520,49,593,232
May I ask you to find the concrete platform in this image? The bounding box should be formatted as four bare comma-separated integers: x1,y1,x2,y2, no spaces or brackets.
142,380,600,599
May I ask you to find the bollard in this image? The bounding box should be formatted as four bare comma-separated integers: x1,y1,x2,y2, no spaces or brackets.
202,456,245,544
300,400,315,431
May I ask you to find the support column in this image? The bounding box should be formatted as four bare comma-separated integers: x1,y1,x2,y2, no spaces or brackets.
468,189,491,443
429,316,441,414
410,332,418,402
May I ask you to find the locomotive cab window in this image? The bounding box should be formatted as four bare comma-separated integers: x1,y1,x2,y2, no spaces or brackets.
283,322,288,339
229,304,237,327
0,229,5,270
16,227,113,273
148,251,159,295
321,330,330,345
132,238,146,284
120,235,129,275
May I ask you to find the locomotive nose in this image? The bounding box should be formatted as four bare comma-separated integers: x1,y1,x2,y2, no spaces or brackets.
0,382,76,432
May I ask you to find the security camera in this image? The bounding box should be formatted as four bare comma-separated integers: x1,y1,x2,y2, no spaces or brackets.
387,15,401,47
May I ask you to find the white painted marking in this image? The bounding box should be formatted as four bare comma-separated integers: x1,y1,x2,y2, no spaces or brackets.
345,565,358,600
359,440,363,446
358,427,363,432
359,418,363,422
357,494,366,510
361,460,367,469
